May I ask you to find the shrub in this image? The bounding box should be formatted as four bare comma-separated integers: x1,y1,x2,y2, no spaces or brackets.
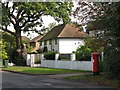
44,51,56,60
15,58,26,66
36,49,43,54
104,48,120,79
75,46,92,61
27,46,34,53
99,60,105,72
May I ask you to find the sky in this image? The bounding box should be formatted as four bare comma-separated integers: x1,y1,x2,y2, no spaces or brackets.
7,1,79,39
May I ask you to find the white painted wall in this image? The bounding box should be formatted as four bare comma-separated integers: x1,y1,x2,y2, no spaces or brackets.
59,38,84,54
40,38,84,54
41,60,93,71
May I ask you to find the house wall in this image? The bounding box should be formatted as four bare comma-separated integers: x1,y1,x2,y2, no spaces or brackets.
41,39,59,52
59,38,84,54
40,38,84,53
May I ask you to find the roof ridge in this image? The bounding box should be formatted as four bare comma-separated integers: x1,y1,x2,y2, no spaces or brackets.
57,24,68,37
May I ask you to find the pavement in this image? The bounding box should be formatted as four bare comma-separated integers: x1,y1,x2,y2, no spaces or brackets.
1,71,118,89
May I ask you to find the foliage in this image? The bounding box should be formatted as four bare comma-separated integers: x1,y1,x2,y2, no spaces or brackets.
0,40,8,60
75,45,92,61
91,2,120,79
27,46,34,53
36,49,43,54
1,2,73,60
44,51,56,60
104,48,120,79
0,32,16,61
75,37,106,61
15,58,26,66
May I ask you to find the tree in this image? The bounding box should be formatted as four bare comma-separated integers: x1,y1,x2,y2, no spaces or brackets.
73,2,104,25
0,32,16,62
1,1,73,59
40,22,57,35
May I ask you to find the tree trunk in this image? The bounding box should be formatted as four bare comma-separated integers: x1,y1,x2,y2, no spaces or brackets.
15,26,27,60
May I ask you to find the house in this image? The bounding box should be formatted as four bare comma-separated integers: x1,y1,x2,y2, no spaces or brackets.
39,23,88,54
22,36,31,48
29,35,43,52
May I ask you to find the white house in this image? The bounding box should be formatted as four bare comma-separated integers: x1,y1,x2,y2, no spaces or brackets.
39,24,88,54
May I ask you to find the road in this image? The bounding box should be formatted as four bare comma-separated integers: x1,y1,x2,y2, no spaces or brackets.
2,71,118,89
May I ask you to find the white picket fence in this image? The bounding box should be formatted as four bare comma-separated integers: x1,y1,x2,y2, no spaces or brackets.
26,54,40,67
27,53,95,71
41,60,93,71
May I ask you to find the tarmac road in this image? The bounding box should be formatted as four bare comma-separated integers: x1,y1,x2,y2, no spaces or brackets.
1,71,118,89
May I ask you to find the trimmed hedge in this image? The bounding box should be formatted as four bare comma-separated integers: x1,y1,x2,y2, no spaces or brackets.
44,51,56,60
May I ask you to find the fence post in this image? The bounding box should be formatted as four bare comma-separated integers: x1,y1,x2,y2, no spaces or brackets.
27,54,30,66
101,52,104,61
30,54,35,67
71,53,76,61
55,53,59,61
41,54,44,61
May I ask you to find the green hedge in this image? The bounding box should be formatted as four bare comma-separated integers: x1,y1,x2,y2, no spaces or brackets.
44,51,56,60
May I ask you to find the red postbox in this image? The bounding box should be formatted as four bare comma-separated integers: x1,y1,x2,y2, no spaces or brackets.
92,53,100,75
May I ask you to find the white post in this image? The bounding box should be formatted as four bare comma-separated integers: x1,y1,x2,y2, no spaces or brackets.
30,54,35,67
101,52,104,61
55,53,59,61
71,53,76,61
91,53,94,62
27,54,30,66
41,54,44,61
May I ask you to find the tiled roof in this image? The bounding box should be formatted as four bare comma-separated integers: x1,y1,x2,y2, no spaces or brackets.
40,23,88,41
30,35,43,42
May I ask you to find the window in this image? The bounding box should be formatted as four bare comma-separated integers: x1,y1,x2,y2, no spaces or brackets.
55,39,57,44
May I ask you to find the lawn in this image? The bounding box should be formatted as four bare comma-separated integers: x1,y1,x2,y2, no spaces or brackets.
2,66,88,74
65,74,120,87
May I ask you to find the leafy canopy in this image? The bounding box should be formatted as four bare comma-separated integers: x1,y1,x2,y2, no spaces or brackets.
2,2,73,35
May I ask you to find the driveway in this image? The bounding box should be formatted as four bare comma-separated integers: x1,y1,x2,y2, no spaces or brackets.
2,71,118,89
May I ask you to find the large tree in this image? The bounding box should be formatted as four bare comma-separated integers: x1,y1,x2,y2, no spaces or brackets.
1,1,73,59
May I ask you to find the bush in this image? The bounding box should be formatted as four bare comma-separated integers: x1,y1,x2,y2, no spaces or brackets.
99,60,105,72
15,58,26,66
104,48,120,79
27,46,34,53
36,49,43,54
44,51,56,60
75,46,92,61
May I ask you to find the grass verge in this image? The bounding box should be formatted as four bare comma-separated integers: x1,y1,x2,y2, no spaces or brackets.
2,66,89,74
64,74,120,88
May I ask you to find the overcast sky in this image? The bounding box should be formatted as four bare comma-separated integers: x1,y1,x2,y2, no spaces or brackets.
7,1,78,39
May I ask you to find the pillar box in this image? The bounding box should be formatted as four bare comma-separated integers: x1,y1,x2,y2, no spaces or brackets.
92,53,100,75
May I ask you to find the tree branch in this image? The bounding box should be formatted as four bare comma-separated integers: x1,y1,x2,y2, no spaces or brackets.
0,26,16,36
